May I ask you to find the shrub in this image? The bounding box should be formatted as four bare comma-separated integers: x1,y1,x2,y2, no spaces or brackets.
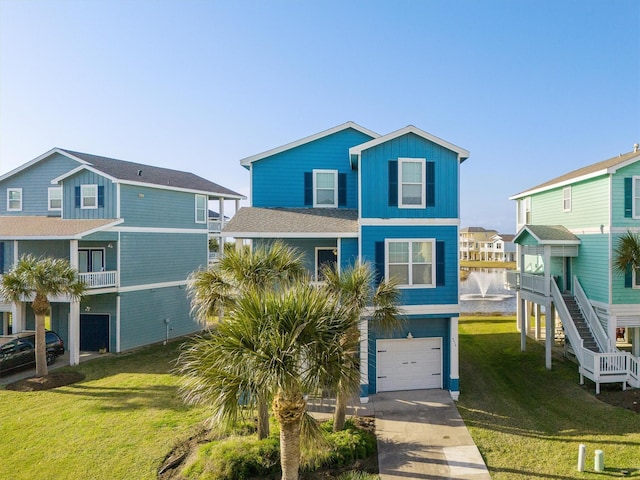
337,472,380,480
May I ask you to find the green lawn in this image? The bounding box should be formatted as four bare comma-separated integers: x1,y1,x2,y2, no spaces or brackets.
0,341,209,480
458,316,640,479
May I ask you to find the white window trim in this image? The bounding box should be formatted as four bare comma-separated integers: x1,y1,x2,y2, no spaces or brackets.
7,188,22,211
398,158,426,209
48,186,62,211
81,184,98,209
313,169,338,208
195,194,207,224
633,176,640,219
314,246,337,282
562,186,572,212
385,238,436,289
633,267,640,289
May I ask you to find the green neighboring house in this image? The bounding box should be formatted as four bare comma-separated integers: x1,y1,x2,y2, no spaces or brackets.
509,145,640,392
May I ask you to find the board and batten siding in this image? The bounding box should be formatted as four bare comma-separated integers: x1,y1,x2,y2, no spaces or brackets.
612,161,640,228
0,152,78,216
62,170,118,219
119,232,207,287
530,176,609,228
119,185,209,229
250,128,373,208
367,317,450,394
360,224,459,306
339,237,359,270
118,286,196,351
359,133,460,219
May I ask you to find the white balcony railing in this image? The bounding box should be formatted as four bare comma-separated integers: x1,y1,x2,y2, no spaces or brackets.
79,271,117,289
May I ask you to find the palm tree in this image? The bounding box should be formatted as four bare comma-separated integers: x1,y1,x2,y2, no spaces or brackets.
0,254,85,376
321,261,402,431
186,241,307,439
613,230,640,279
178,282,356,480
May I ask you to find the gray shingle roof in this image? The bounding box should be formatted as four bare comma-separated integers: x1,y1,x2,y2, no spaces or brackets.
0,216,121,239
60,149,244,198
515,225,580,244
222,207,359,237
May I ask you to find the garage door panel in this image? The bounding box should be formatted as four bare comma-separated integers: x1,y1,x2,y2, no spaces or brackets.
376,337,442,392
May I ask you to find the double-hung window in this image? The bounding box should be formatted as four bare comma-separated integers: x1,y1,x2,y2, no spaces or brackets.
48,187,62,211
313,170,338,207
195,194,207,223
635,268,640,289
562,187,571,212
7,188,22,211
386,239,435,287
81,185,98,209
633,177,640,219
399,158,426,208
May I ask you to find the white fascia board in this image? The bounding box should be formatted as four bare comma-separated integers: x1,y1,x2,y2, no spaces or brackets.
359,218,460,226
51,165,118,184
112,226,209,234
117,280,189,293
77,219,125,238
0,219,125,241
400,304,461,316
1,148,88,182
221,231,359,239
509,170,610,200
239,121,380,166
116,180,246,199
349,125,470,161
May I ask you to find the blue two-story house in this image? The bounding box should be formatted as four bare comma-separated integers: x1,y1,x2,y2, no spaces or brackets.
222,122,470,401
0,148,244,366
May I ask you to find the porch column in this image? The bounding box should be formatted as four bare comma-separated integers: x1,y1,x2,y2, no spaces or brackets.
535,303,542,340
218,198,225,230
69,240,78,269
12,302,25,332
69,300,80,366
545,302,554,370
116,294,121,353
450,316,460,401
520,294,527,352
632,327,640,358
359,318,369,404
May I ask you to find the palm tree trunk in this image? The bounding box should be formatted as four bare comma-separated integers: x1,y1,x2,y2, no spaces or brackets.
34,313,48,377
333,389,347,432
279,417,301,480
257,395,270,439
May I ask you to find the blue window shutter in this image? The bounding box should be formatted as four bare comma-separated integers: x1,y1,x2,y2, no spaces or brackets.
304,172,313,206
75,186,81,207
426,161,435,207
436,241,445,286
98,186,104,208
388,161,398,206
0,242,4,273
375,241,385,285
338,173,347,206
625,263,633,288
624,177,633,218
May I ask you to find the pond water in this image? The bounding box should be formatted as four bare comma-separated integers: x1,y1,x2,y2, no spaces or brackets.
460,269,516,314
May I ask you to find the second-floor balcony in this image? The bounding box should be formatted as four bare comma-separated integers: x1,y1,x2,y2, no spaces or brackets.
505,271,549,296
79,270,117,289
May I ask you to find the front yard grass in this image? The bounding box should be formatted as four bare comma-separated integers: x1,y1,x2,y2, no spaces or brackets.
458,316,640,479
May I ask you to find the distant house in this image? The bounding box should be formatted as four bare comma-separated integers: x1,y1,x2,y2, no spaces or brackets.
223,122,470,401
0,148,244,365
460,227,514,262
508,145,640,392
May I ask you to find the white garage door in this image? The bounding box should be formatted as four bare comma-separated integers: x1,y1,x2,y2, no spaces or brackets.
376,337,442,392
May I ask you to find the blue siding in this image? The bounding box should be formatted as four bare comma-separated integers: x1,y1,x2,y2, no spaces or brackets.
360,133,460,219
0,152,79,216
119,286,197,351
367,317,451,394
119,184,209,229
361,225,459,305
120,232,207,287
254,237,338,275
62,170,118,219
251,128,374,208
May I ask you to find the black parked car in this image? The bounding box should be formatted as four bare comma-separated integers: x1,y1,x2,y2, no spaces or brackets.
0,331,65,375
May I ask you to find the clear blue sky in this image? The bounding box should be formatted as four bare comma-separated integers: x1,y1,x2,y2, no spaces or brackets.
1,0,638,233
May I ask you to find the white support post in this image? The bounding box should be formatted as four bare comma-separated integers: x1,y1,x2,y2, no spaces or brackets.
359,318,369,404
535,303,541,340
12,302,24,332
545,302,553,370
520,294,527,352
116,294,121,353
450,316,460,401
69,300,80,366
632,327,640,357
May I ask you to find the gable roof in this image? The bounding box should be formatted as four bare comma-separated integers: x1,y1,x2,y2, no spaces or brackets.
513,225,580,245
53,149,244,198
222,207,359,238
511,149,640,200
348,125,470,162
239,122,379,167
0,217,122,240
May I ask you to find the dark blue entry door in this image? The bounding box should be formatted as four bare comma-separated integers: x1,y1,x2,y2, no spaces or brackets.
80,314,109,351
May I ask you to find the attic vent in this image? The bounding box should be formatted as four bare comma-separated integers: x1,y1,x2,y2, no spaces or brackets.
634,143,639,153
137,169,142,176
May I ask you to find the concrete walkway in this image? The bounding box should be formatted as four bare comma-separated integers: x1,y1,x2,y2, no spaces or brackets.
308,389,490,480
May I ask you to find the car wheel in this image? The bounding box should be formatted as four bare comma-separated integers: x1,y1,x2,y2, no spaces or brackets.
46,352,56,366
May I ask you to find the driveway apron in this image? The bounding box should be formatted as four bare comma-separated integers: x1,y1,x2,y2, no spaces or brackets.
373,389,491,480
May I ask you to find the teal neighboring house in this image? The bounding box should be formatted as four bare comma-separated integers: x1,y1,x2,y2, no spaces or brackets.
0,148,244,365
222,122,470,401
509,145,640,392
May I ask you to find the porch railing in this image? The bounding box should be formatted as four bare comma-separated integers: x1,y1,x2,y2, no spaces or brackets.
79,271,117,289
208,220,224,233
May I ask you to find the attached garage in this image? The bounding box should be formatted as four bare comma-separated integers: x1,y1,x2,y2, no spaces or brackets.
376,337,442,392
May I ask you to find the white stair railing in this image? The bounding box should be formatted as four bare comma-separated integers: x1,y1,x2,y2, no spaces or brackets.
551,280,585,365
573,277,611,352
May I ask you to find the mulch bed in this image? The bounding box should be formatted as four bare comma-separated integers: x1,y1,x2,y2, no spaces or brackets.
3,371,85,391
594,384,640,414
